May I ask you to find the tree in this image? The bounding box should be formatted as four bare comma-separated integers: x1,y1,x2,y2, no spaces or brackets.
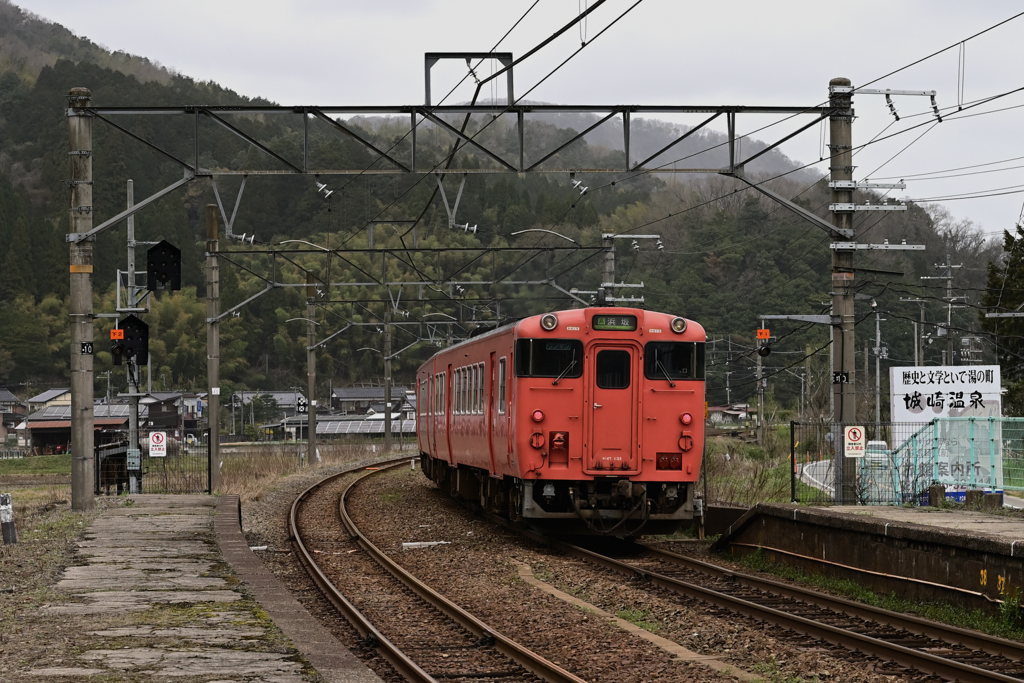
981,226,1024,416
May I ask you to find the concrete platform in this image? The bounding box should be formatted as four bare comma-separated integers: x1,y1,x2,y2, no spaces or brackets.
711,503,1024,613
32,494,382,682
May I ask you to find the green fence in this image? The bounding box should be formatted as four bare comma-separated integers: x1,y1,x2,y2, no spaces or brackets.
791,418,1024,505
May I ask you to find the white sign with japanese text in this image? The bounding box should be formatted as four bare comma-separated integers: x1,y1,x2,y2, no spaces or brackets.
844,426,865,458
150,431,167,458
889,365,1001,423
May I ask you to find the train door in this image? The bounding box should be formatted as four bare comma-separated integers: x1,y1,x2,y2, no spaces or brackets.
429,372,438,457
586,345,638,472
487,353,498,472
445,363,454,464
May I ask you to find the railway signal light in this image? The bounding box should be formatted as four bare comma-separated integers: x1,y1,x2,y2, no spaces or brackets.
116,314,149,365
110,328,125,365
147,240,181,291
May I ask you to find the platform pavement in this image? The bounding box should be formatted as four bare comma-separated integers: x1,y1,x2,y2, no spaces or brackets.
826,501,1024,547
27,494,382,682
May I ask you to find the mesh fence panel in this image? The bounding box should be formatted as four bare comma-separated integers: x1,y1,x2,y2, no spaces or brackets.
792,418,1024,506
95,428,209,495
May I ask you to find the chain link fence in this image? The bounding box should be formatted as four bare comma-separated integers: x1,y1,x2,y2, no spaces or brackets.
791,418,1024,505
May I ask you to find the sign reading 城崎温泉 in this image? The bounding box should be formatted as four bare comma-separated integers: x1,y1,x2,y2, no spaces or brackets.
889,365,1001,423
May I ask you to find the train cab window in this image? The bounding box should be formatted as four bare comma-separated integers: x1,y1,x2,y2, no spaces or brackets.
498,357,507,414
643,342,706,381
596,349,631,389
514,339,584,378
419,379,427,416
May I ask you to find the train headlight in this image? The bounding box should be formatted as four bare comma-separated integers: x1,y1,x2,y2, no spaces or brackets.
540,313,558,331
531,409,545,422
670,317,687,334
680,413,692,425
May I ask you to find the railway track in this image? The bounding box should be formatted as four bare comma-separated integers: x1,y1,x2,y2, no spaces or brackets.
543,536,1024,682
289,460,585,683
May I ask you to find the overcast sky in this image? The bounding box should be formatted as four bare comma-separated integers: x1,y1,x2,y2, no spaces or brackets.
14,0,1024,237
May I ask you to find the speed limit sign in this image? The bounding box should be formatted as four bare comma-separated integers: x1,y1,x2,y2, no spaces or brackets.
150,431,167,457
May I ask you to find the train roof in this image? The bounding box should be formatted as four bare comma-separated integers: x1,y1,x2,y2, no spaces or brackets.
416,307,705,373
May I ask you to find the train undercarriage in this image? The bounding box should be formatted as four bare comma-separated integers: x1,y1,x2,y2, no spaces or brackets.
420,454,695,537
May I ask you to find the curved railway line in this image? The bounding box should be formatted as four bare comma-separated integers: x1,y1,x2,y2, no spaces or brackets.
289,459,584,683
284,461,1024,682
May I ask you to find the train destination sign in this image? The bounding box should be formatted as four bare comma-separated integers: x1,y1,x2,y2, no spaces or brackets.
592,315,637,331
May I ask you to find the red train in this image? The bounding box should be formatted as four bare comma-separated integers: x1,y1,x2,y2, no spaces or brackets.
415,307,706,536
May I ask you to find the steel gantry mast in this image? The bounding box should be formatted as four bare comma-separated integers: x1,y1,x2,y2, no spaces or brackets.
65,64,846,509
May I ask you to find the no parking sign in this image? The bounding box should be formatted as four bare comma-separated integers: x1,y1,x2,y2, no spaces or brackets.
150,431,167,458
843,426,865,458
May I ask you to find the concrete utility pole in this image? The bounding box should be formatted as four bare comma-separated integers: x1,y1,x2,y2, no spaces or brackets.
901,298,927,366
68,87,95,512
205,205,221,492
384,309,393,454
306,273,317,467
829,77,857,504
922,254,963,365
127,181,141,494
874,303,884,437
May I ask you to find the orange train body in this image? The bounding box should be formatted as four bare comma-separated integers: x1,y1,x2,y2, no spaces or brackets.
415,307,705,536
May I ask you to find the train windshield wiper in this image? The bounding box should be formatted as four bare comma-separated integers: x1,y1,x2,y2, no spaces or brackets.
552,353,577,385
655,354,676,388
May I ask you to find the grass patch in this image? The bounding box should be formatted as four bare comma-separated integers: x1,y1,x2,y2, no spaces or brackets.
735,548,1024,640
0,453,72,476
379,490,405,504
615,608,660,633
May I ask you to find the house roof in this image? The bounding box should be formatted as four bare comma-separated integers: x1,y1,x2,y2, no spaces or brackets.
28,403,149,421
333,386,409,401
0,388,21,404
317,419,416,435
232,391,305,407
29,418,128,430
27,388,70,404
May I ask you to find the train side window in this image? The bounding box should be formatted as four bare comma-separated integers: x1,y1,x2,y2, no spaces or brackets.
458,368,464,414
419,379,427,417
643,342,706,380
475,364,482,413
498,357,507,414
596,349,631,389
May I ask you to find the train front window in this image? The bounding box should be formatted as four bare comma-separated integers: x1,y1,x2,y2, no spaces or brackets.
643,342,706,381
514,339,583,379
596,349,631,389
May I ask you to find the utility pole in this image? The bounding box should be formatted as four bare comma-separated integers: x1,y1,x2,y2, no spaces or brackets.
921,254,963,366
68,87,94,512
126,181,141,494
829,77,857,504
901,298,926,366
756,343,764,445
384,309,393,454
205,205,221,492
306,273,317,467
873,302,885,437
